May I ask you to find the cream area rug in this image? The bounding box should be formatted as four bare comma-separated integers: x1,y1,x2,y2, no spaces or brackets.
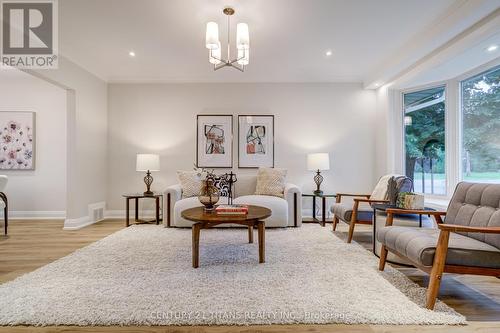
0,224,465,326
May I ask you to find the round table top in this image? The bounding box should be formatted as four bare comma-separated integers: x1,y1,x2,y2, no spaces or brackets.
181,205,272,224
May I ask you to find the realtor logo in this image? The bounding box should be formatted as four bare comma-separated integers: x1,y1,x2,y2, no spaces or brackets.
1,0,58,69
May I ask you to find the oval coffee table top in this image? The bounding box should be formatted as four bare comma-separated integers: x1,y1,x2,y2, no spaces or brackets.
181,205,271,224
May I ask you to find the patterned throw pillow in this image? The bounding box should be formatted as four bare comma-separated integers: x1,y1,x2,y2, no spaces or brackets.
255,167,287,198
177,171,202,198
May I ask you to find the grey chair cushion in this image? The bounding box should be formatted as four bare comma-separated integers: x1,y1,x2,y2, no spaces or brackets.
446,182,500,249
377,226,500,268
331,203,373,223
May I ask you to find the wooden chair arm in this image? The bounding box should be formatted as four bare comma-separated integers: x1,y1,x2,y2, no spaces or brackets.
336,193,371,203
385,208,447,216
438,224,500,234
353,198,389,204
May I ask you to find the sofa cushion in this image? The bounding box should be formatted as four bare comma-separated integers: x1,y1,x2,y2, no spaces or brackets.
233,195,288,227
177,171,202,198
377,226,500,268
255,167,287,198
331,202,373,222
446,182,500,249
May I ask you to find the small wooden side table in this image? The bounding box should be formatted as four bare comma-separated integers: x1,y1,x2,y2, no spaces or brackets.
302,193,337,227
122,193,163,227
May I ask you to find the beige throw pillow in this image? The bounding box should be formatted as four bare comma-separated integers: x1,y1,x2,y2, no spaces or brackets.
255,167,287,198
177,171,202,198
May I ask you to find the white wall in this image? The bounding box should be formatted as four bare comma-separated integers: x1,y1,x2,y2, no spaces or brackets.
0,70,66,216
107,83,377,213
27,56,108,227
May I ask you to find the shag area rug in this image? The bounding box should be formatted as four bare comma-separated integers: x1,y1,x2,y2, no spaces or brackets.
0,224,465,326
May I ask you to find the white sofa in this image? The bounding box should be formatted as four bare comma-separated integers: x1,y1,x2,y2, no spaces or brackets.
164,175,302,228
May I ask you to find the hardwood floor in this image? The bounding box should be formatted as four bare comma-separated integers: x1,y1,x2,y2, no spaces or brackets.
0,219,499,333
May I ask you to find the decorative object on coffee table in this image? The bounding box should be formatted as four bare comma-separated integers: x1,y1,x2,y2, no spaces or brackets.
122,193,163,227
196,115,233,168
238,115,274,168
198,172,220,211
307,153,330,195
181,205,271,268
136,154,160,196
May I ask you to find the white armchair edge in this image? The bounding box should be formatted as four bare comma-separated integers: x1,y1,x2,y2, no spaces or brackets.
284,183,302,227
163,184,182,227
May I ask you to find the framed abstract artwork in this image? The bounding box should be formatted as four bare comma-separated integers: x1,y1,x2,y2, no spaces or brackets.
238,115,274,168
0,111,35,170
196,115,233,168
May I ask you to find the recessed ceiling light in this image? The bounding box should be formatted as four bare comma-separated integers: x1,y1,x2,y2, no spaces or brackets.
486,45,498,52
374,82,381,87
128,51,136,57
325,50,332,57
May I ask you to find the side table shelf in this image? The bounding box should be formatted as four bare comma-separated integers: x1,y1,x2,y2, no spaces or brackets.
302,193,337,227
122,193,163,227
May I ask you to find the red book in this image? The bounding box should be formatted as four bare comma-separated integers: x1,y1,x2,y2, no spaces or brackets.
215,204,249,214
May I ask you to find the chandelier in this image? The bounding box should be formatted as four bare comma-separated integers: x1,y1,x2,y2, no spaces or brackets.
205,7,250,72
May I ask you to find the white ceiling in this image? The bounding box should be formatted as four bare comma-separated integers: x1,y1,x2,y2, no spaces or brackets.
58,0,499,84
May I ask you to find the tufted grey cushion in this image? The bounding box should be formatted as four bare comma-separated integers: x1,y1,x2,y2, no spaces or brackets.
446,182,500,249
331,203,373,222
377,226,500,268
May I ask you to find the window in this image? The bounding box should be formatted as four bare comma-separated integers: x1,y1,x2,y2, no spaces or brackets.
461,66,500,184
403,86,446,195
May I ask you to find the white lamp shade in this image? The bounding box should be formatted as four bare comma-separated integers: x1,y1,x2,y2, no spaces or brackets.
236,23,249,49
209,41,222,64
237,48,249,65
307,153,330,171
205,22,219,50
136,154,160,172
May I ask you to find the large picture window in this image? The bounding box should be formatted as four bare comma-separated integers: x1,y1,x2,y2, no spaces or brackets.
461,66,500,184
403,86,446,195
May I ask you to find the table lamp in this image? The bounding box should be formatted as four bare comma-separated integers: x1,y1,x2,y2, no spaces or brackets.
136,154,160,196
307,153,330,195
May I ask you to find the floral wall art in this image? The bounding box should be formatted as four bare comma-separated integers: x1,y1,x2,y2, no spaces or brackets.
0,112,35,170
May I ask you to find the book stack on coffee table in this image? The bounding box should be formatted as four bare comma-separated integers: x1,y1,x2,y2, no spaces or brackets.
215,204,249,215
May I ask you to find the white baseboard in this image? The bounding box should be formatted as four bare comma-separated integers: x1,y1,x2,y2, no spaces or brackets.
63,202,107,230
105,210,157,219
1,211,66,220
63,216,94,230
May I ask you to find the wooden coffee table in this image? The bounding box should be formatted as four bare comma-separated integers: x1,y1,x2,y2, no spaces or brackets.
181,205,272,268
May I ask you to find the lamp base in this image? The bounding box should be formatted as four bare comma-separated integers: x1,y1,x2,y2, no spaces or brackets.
143,190,154,196
143,171,154,196
313,170,324,196
313,189,324,196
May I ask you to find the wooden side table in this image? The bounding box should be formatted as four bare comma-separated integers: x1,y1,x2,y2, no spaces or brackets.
302,193,336,226
122,193,163,227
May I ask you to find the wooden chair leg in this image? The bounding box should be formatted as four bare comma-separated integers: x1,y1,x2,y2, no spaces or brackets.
426,230,450,309
378,245,388,271
332,216,339,231
347,221,356,243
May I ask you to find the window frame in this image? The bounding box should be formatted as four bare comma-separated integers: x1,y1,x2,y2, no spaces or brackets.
393,58,500,199
458,64,500,184
399,82,450,198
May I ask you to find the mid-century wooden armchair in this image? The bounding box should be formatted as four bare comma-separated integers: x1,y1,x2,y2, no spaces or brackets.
332,193,388,243
377,182,500,309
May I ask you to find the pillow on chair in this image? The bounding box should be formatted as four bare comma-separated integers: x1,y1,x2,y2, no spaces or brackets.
255,167,287,198
177,171,202,198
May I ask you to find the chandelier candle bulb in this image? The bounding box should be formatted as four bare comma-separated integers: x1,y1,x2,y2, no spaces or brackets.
237,48,249,65
236,23,250,49
209,42,222,64
205,22,219,49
